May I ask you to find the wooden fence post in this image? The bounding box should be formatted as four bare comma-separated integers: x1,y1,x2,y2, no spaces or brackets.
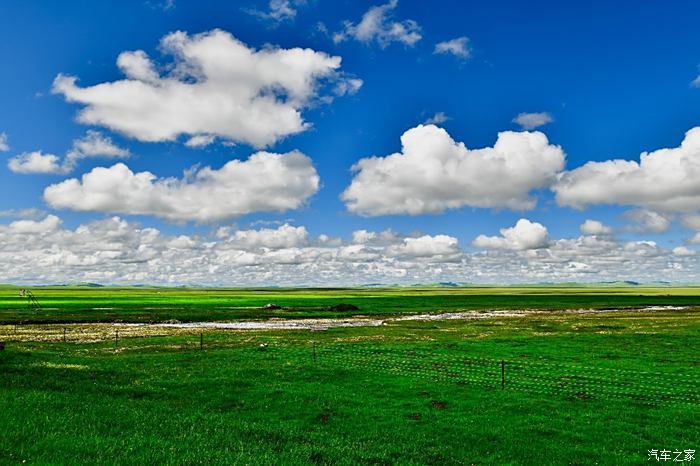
501,360,505,389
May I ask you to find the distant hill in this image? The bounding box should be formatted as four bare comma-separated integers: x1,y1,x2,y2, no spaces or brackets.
52,282,105,288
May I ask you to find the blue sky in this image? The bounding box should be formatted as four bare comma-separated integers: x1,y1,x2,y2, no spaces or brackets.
2,0,700,285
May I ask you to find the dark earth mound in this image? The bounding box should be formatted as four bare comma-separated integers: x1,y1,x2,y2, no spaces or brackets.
326,303,360,312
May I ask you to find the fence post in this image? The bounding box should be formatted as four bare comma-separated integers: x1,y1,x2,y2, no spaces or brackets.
115,329,119,348
63,328,66,342
200,332,203,351
501,360,505,389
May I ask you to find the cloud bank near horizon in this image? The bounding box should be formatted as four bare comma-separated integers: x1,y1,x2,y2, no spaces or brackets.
0,215,695,286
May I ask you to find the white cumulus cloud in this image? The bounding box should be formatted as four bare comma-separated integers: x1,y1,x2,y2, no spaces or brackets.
64,130,130,168
7,215,62,234
43,151,320,223
434,37,471,59
52,29,359,148
554,126,700,212
622,209,671,234
673,246,695,256
512,112,554,130
387,234,461,261
217,223,309,249
580,219,613,236
8,151,64,174
7,131,129,174
472,218,550,250
342,124,565,216
333,0,421,48
184,134,216,148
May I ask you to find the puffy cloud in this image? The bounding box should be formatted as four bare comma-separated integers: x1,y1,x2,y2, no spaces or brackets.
387,234,461,261
342,124,565,216
423,112,450,125
553,127,700,212
512,112,554,130
217,224,309,249
472,218,550,251
673,246,695,256
43,151,320,223
333,0,421,47
434,37,471,59
7,215,61,234
53,29,358,148
64,131,129,169
8,151,64,174
0,132,8,152
622,209,670,234
333,78,364,97
352,229,401,245
0,216,696,286
184,134,216,148
580,219,613,236
8,131,129,175
68,130,129,159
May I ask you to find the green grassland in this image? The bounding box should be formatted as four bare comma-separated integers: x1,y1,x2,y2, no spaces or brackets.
0,288,699,465
2,285,700,323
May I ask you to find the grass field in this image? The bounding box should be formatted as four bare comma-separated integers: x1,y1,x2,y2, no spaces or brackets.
0,287,698,465
2,285,700,323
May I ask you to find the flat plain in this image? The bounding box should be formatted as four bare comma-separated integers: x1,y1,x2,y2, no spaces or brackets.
0,286,698,465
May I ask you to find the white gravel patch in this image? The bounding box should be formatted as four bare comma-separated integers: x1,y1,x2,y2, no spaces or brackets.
117,305,688,331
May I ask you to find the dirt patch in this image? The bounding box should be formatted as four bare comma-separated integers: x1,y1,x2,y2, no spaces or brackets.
571,391,592,401
261,304,282,310
326,303,360,312
318,407,333,424
431,400,448,410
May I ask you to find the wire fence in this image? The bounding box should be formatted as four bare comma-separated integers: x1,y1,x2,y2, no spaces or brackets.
1,325,698,406
311,344,699,406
